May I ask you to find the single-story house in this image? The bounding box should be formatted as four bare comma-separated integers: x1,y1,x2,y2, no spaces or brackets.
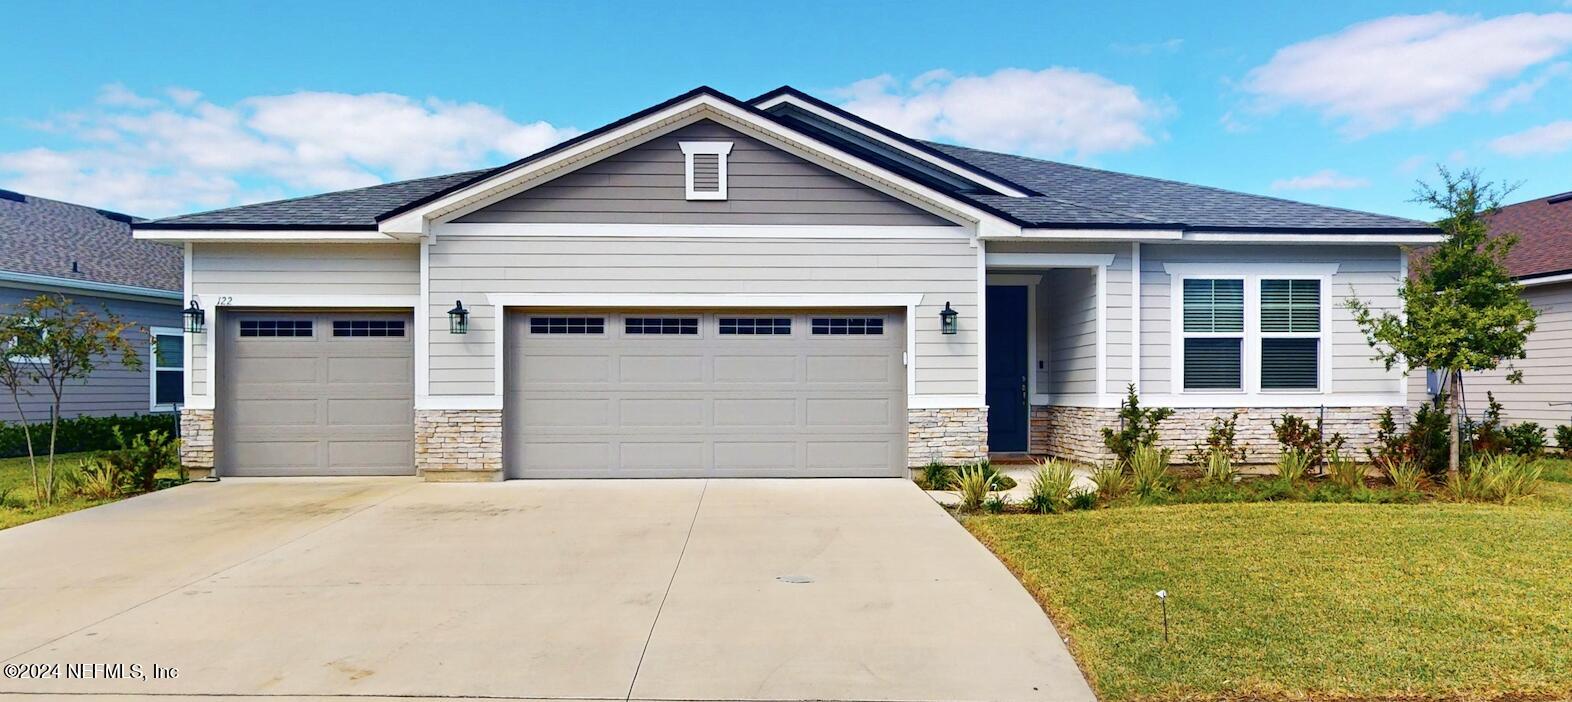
1,189,185,422
133,86,1441,480
1410,191,1572,441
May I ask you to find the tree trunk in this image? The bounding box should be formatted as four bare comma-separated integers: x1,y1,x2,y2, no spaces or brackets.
1448,370,1462,478
10,393,38,502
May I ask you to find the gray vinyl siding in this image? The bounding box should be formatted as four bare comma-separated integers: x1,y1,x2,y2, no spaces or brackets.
1040,268,1098,396
426,234,978,397
187,243,419,398
0,285,181,422
1138,244,1405,396
455,121,950,226
1410,281,1572,440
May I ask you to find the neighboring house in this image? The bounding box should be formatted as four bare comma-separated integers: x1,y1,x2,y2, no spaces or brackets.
1409,191,1572,440
133,86,1440,480
0,189,185,422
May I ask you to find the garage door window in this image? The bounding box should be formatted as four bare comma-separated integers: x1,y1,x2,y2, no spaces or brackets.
624,317,699,335
239,320,313,337
719,317,791,335
333,320,406,337
811,317,883,335
529,317,605,334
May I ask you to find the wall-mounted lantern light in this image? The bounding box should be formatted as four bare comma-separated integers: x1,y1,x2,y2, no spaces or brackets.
448,300,469,335
182,299,205,334
939,301,959,335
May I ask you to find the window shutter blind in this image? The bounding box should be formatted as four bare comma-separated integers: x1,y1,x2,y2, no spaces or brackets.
1183,279,1244,332
1261,338,1319,389
1260,279,1320,333
1184,337,1242,389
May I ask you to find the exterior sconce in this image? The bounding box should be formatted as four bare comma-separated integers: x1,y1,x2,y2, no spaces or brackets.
182,299,205,334
939,301,959,335
448,300,469,334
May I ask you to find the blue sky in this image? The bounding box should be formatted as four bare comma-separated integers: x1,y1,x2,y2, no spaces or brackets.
2,0,1570,219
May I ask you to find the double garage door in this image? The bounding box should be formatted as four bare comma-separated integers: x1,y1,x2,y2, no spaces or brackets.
506,309,907,478
219,311,415,477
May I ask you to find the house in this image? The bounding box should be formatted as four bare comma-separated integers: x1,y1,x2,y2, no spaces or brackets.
132,86,1441,479
0,189,184,423
1410,191,1572,441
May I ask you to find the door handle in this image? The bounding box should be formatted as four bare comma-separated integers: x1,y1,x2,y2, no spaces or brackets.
1020,376,1028,400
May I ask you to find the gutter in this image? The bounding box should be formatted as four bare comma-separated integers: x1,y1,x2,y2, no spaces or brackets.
0,269,181,302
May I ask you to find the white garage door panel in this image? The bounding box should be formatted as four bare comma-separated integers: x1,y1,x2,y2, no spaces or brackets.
506,310,906,478
220,311,415,477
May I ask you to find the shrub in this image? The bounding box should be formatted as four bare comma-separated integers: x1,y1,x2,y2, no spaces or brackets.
1184,412,1248,465
0,413,176,459
920,461,956,490
77,456,130,499
1026,459,1077,514
1503,422,1547,457
953,464,993,512
1128,445,1173,499
110,427,182,490
1556,425,1572,459
1273,449,1314,485
1467,393,1509,455
1272,413,1345,470
983,492,1011,514
1448,453,1542,504
1327,452,1365,489
1089,462,1127,499
1068,488,1098,510
1378,457,1425,496
1367,402,1450,476
1100,384,1174,464
1202,449,1238,485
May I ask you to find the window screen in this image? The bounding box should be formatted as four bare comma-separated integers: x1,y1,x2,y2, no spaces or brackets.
239,320,313,337
719,318,791,335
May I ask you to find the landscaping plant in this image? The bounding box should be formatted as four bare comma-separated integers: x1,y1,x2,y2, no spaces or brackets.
0,413,176,459
1467,393,1510,455
1377,457,1425,497
920,461,956,490
1185,412,1247,465
1327,452,1365,489
1202,448,1238,485
1346,168,1539,478
1100,384,1173,464
1127,445,1173,499
953,464,993,512
0,294,141,504
1026,458,1077,514
1557,425,1572,459
1447,453,1542,505
1503,421,1546,457
1089,461,1127,499
1271,413,1344,470
1273,449,1314,486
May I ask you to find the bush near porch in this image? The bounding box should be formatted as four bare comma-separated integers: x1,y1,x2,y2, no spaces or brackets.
965,462,1572,701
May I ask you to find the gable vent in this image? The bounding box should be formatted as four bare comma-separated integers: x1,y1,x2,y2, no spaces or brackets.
680,141,732,201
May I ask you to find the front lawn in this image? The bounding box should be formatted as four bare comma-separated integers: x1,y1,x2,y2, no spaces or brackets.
965,466,1572,701
0,451,179,530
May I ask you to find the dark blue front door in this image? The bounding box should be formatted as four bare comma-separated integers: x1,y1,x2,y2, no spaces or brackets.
985,285,1029,452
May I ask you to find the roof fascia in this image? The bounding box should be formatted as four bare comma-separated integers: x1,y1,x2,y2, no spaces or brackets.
1519,269,1572,287
133,229,405,243
0,269,181,301
750,88,1036,198
995,227,1445,245
378,91,1023,238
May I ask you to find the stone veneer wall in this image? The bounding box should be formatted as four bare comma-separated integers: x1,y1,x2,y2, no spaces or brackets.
179,408,215,479
415,409,503,481
1032,404,1408,465
907,407,989,468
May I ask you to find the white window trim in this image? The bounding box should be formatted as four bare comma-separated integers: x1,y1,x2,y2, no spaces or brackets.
6,319,49,366
680,141,732,201
1167,263,1337,400
149,326,183,412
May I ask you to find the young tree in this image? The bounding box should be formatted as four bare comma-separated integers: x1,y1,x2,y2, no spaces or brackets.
0,294,140,503
1345,168,1538,477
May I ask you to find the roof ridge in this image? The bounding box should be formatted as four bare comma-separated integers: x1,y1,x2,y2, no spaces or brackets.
149,168,491,223
0,189,143,221
926,140,1433,227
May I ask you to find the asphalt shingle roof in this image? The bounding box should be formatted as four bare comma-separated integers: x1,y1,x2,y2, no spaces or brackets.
144,170,490,228
925,142,1435,232
0,191,181,292
1488,192,1572,279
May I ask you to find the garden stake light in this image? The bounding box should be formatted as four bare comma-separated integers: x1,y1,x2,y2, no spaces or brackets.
1156,590,1168,643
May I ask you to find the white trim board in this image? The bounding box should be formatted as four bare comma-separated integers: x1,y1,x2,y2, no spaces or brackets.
0,270,182,302
986,252,1116,268
991,230,1443,245
431,223,971,240
1521,271,1572,287
1037,393,1408,409
148,326,183,413
134,229,404,243
202,295,420,308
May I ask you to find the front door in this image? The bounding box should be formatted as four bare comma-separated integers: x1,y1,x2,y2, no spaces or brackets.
985,286,1029,452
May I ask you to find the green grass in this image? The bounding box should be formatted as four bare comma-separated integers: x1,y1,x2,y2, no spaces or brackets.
965,473,1572,701
0,451,180,530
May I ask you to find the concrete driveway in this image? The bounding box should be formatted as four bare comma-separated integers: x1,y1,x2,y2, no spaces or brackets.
0,478,1094,702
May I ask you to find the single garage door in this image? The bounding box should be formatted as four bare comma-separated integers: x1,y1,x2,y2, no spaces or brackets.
506,310,907,478
219,311,415,476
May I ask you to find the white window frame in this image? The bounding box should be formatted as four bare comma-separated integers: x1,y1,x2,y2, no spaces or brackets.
149,326,184,412
679,141,732,201
1167,263,1336,400
1177,275,1247,393
5,318,49,365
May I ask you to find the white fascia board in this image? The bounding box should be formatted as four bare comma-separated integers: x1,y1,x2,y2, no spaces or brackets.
1039,392,1408,409
380,93,1021,239
1000,228,1185,241
986,252,1116,268
1519,271,1572,287
432,222,969,240
1001,229,1443,245
0,269,182,301
484,293,923,308
134,229,406,243
1163,262,1339,276
207,294,419,308
752,93,1032,198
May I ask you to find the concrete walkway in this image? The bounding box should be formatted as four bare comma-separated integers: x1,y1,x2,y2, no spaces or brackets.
0,478,1095,702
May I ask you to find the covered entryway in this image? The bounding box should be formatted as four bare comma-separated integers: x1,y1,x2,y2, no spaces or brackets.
504,309,907,478
218,310,415,476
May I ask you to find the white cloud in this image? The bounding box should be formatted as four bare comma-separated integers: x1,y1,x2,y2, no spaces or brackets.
1489,120,1572,156
1111,38,1184,56
833,68,1169,159
1242,12,1572,136
1270,170,1371,191
0,86,577,217
1489,61,1570,111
